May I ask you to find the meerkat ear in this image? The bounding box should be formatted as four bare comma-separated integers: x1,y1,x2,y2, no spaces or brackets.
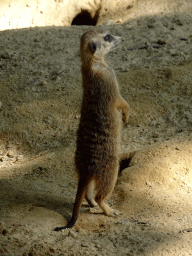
88,41,97,53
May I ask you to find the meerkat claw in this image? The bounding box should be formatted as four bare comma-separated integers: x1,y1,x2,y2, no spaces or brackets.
113,210,122,216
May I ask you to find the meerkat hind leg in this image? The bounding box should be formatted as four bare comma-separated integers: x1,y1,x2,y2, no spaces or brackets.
85,180,98,207
95,179,122,217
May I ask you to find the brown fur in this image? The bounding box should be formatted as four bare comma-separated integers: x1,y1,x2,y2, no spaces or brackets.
55,29,129,231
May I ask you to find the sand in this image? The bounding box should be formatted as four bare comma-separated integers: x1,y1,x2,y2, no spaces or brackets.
0,8,192,256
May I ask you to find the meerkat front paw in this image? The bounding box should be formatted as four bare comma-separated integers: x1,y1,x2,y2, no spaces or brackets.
122,112,129,126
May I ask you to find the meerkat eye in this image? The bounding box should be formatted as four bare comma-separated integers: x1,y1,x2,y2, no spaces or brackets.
104,34,113,42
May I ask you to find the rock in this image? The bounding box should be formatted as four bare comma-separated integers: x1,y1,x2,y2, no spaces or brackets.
0,221,6,231
0,221,7,234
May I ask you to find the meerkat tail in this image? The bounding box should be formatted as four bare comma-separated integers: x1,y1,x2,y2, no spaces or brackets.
54,178,91,231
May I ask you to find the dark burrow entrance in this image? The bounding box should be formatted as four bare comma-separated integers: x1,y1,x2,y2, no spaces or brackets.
118,152,135,175
71,10,99,26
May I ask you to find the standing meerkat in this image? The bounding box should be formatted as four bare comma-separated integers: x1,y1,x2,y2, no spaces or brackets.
55,29,129,230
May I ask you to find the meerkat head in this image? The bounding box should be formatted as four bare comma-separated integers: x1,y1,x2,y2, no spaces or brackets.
81,29,124,64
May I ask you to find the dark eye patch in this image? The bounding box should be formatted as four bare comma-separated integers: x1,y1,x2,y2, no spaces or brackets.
88,41,97,53
104,34,113,42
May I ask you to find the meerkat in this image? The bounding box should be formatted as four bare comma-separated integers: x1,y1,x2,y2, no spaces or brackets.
55,29,129,231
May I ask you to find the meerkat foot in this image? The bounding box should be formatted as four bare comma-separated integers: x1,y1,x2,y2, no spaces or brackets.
89,206,103,214
86,198,98,208
104,208,122,217
97,200,121,217
111,209,122,217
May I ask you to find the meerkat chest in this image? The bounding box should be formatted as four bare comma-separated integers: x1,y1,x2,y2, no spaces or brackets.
82,65,118,101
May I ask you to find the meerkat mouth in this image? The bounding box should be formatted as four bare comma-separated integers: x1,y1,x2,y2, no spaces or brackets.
111,39,124,51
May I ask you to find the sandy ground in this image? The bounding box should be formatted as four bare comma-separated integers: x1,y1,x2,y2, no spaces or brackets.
0,10,192,256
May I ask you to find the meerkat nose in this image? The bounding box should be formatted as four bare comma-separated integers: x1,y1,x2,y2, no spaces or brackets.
122,37,125,42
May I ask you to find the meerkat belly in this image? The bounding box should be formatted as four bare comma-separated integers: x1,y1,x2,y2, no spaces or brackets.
75,108,121,175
